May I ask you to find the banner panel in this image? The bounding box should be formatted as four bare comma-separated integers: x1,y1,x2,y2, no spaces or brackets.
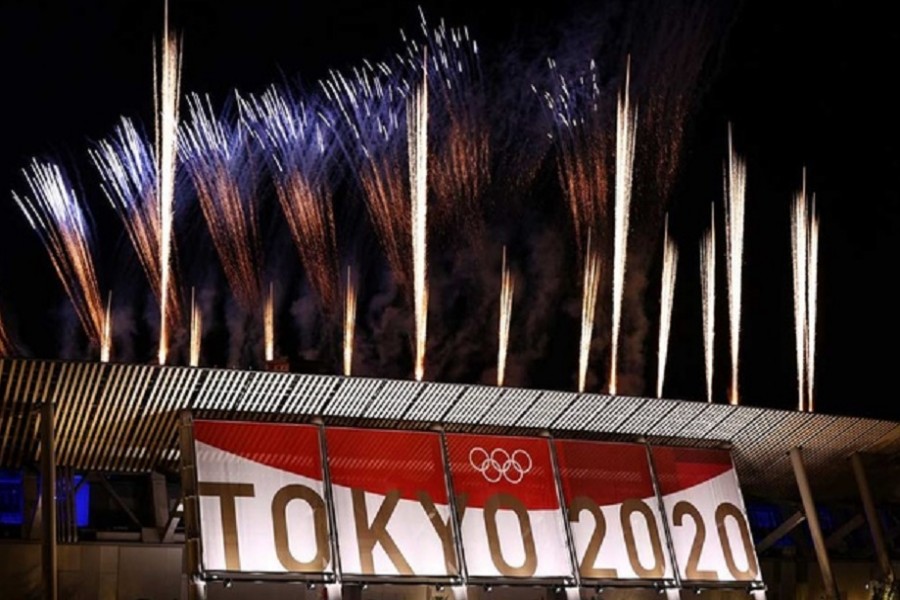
445,433,573,580
650,446,762,584
194,420,332,574
325,427,458,578
554,440,674,581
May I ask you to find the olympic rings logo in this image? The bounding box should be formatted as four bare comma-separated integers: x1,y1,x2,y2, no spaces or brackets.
468,447,533,484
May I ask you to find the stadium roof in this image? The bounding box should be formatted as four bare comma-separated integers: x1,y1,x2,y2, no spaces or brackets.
2,358,899,502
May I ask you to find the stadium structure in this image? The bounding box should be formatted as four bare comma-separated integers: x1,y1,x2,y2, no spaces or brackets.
1,357,899,600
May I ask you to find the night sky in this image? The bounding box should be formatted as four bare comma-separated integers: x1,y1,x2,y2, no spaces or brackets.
0,0,896,421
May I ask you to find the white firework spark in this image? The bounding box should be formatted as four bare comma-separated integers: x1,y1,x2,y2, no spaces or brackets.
155,0,183,365
656,215,678,398
724,123,747,405
610,57,637,396
409,66,429,382
700,204,716,403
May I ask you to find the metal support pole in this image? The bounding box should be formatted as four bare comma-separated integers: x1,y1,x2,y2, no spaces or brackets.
789,447,839,599
851,453,894,582
179,410,205,600
40,402,57,600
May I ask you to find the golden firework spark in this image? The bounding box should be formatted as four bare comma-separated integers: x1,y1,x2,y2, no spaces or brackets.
724,124,747,405
578,232,602,394
497,246,515,387
100,292,112,363
264,281,275,362
700,204,716,403
610,56,637,396
343,266,357,377
656,215,678,398
13,159,106,353
189,287,202,368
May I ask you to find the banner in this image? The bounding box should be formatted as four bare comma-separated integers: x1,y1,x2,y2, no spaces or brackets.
445,433,573,580
554,440,674,582
650,446,761,584
325,427,458,578
193,420,331,574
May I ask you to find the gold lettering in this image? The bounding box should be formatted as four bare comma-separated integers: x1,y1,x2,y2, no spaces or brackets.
715,502,759,581
484,493,537,577
620,499,665,578
352,488,413,575
673,500,717,580
272,484,330,572
569,496,617,578
418,491,458,575
198,482,255,570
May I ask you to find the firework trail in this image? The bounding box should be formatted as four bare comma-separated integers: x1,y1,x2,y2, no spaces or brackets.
578,232,602,393
12,159,107,354
155,0,183,365
497,246,514,387
400,9,489,242
100,292,113,363
807,197,819,413
179,93,263,312
656,214,678,398
539,58,610,256
189,287,202,367
610,58,637,396
723,124,746,406
90,118,185,347
264,281,275,362
408,69,429,382
322,61,412,286
700,204,716,403
791,169,819,412
0,310,12,357
239,85,341,311
343,266,357,376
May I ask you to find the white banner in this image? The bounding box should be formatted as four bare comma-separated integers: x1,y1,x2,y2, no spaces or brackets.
445,433,574,580
326,427,458,578
194,420,331,574
651,446,761,584
555,440,674,581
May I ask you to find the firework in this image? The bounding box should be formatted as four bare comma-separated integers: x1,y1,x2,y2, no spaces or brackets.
100,292,113,363
578,232,602,393
610,58,638,396
12,159,106,353
0,310,11,357
343,266,357,377
155,0,183,365
322,61,412,286
264,281,275,362
724,124,746,406
179,93,263,312
408,69,429,382
497,246,515,387
239,86,341,311
90,118,184,348
189,287,202,367
792,169,819,412
700,203,716,403
656,214,678,398
400,9,489,241
540,58,610,256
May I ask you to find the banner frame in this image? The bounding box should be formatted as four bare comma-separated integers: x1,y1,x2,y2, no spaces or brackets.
646,442,763,592
189,416,336,584
325,424,462,586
